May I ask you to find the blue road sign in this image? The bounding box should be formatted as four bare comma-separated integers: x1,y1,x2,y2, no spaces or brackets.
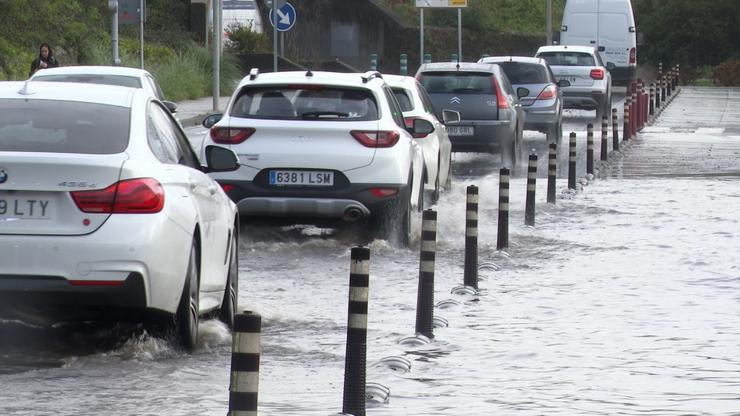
269,2,296,32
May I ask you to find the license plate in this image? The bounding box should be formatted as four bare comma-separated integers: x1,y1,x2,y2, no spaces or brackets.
447,126,475,136
269,170,334,186
0,197,52,219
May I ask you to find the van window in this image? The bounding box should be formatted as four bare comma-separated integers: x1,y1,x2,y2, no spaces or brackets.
419,72,494,94
230,86,379,121
538,52,595,67
497,62,551,84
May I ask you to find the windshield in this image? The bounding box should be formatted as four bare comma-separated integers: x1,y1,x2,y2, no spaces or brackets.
230,86,379,121
0,99,130,154
418,72,494,94
537,52,596,67
392,88,414,112
498,62,551,84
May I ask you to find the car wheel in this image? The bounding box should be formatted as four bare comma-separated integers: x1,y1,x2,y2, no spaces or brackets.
176,240,200,350
218,231,238,329
444,154,453,190
501,129,519,173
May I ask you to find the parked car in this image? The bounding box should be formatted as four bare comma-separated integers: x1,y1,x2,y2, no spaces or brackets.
29,65,178,114
0,81,240,350
535,45,613,119
478,56,567,143
416,62,524,169
200,69,426,246
560,0,637,85
384,74,453,203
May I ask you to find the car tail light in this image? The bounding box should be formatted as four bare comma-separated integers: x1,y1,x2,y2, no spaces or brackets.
369,188,399,197
72,178,164,214
590,68,605,80
404,116,430,138
210,127,255,144
629,47,636,65
351,130,400,148
491,76,509,109
220,184,236,193
536,85,557,100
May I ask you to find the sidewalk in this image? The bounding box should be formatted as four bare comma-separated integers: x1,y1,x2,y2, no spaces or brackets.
175,96,231,127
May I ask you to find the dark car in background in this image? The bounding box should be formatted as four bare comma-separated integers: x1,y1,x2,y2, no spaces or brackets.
478,56,567,143
415,62,524,168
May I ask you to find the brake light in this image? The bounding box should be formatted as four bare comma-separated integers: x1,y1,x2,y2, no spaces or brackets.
629,47,636,65
590,68,605,80
491,76,508,109
351,130,400,148
221,184,236,193
210,127,255,144
536,85,557,100
369,188,399,197
71,178,164,214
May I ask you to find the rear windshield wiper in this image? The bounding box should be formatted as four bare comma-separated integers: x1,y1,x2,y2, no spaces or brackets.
301,111,350,119
453,87,483,93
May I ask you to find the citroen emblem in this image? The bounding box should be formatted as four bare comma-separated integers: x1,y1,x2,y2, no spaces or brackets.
0,168,7,184
450,96,461,104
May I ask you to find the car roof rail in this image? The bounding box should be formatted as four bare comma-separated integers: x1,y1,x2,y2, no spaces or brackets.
361,71,383,83
249,68,259,80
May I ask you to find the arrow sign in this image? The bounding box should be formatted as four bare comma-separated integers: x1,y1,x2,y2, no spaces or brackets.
269,2,297,32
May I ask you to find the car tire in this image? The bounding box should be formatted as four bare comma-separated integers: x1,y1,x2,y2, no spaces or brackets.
501,129,519,173
218,231,238,329
444,154,453,190
176,240,200,351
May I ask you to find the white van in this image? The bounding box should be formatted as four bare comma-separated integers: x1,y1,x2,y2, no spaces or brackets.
222,0,263,33
559,0,636,85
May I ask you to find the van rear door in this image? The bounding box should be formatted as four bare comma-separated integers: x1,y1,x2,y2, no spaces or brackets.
598,12,634,68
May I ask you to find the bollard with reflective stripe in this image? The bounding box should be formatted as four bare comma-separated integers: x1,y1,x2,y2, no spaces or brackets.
450,53,458,63
525,154,537,226
369,53,378,71
667,70,673,96
547,143,557,204
463,187,479,289
229,311,261,416
586,123,594,175
342,247,370,416
612,108,620,151
568,132,576,190
676,64,680,87
416,210,437,339
600,117,608,161
631,88,638,136
655,79,662,109
496,168,509,250
661,74,667,101
424,53,432,64
623,98,631,141
400,53,408,76
649,83,655,116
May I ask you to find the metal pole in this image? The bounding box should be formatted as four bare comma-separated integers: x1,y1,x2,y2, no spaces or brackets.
420,8,424,69
212,0,220,111
547,0,553,45
139,0,144,68
109,0,120,66
273,0,279,72
457,8,462,62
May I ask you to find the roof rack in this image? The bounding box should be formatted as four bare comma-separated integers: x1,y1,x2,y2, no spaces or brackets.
249,68,259,80
361,71,383,83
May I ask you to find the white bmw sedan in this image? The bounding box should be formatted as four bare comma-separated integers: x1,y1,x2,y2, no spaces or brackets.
0,81,240,350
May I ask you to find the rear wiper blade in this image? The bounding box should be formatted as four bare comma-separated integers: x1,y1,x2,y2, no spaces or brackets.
453,87,482,93
301,111,349,119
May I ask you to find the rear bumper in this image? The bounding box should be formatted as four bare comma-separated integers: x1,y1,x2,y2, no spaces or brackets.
563,90,606,110
523,108,559,131
610,66,637,85
448,120,512,153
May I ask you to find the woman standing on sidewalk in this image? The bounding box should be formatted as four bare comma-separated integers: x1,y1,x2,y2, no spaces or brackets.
29,43,59,76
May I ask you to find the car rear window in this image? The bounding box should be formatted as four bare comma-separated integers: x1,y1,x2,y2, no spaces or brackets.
537,52,596,67
418,72,494,94
392,88,414,111
0,99,130,154
32,74,143,89
230,86,379,121
497,62,550,84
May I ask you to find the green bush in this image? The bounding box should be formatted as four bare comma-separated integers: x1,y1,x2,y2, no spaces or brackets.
0,38,35,80
224,24,271,55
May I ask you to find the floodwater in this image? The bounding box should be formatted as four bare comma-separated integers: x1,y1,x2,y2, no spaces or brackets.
1,87,739,415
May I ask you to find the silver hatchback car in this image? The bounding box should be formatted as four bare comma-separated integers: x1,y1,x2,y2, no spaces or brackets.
478,56,567,142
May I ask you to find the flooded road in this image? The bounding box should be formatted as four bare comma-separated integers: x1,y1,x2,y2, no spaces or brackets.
2,87,739,415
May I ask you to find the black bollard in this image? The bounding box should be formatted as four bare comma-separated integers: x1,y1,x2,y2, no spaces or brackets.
229,311,261,416
649,83,655,116
547,143,557,204
463,187,479,290
661,74,667,102
568,132,576,190
612,108,620,152
496,168,509,250
600,117,608,161
623,98,631,141
342,247,370,416
676,64,680,87
525,154,537,226
655,79,662,109
586,123,594,175
416,210,437,339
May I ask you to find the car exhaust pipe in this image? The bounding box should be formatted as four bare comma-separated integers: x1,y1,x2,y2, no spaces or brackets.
343,206,366,223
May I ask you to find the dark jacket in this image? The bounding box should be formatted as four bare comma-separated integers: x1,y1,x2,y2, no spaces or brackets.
29,55,59,77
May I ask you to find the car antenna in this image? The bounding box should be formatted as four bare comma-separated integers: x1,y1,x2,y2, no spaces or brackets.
18,80,35,96
306,69,314,77
456,63,460,71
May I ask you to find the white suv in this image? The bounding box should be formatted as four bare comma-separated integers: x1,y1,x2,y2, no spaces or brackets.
201,70,426,246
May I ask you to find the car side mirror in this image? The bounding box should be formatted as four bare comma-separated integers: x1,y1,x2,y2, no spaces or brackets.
442,109,461,125
557,79,571,88
516,87,530,99
162,100,178,114
202,113,223,129
412,118,435,136
205,145,240,172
